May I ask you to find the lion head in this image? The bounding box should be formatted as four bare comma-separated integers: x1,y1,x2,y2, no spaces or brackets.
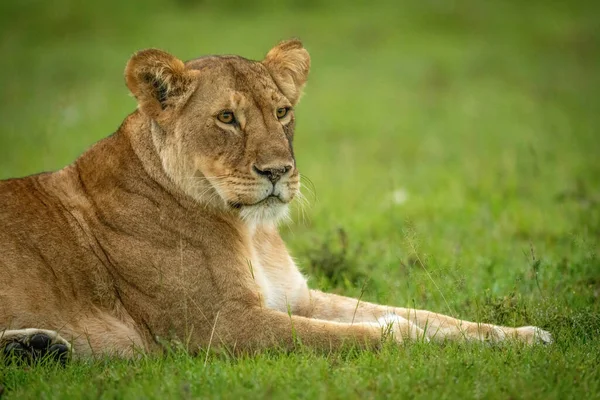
124,40,310,224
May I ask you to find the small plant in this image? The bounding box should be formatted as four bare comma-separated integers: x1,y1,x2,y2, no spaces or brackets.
301,227,371,289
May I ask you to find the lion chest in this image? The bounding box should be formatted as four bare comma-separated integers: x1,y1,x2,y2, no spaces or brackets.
249,255,308,313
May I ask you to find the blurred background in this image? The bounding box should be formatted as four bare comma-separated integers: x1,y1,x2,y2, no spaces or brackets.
0,0,598,315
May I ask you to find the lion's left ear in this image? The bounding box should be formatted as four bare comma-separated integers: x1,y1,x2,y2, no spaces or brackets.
125,49,196,121
262,39,311,105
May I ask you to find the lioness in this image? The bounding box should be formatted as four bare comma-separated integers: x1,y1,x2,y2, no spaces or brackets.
0,40,551,361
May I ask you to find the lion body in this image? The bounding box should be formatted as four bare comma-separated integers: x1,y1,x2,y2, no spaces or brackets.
0,117,313,356
0,41,551,358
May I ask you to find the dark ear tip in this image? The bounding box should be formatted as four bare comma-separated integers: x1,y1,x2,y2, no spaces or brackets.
129,48,173,63
265,39,310,65
276,38,304,50
125,49,187,90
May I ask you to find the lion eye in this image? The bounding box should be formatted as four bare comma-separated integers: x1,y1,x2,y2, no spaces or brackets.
217,110,235,124
276,107,290,119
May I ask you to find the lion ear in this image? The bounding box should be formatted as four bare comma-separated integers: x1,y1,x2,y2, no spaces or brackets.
262,39,310,105
125,49,195,120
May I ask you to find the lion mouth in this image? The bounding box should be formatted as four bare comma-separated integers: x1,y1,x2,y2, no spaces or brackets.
254,195,284,206
229,195,285,210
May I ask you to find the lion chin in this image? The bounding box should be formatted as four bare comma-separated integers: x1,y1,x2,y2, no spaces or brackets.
239,198,290,226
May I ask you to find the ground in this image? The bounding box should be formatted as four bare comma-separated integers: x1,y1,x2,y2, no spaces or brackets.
0,0,599,398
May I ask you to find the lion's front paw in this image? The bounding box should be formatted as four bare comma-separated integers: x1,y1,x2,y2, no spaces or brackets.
515,326,553,345
464,324,552,345
376,314,429,343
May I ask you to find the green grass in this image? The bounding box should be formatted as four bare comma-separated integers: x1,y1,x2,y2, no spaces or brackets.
1,0,599,398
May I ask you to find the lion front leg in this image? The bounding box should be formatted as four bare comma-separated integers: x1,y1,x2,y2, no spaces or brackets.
305,290,552,344
397,311,554,344
210,304,428,353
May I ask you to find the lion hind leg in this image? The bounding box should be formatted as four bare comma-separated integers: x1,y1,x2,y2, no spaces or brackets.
1,328,71,364
66,313,149,359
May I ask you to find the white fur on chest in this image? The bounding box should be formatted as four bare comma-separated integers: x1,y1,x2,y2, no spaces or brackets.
250,256,308,313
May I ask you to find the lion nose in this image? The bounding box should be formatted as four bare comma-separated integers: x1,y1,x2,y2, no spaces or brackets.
253,164,292,184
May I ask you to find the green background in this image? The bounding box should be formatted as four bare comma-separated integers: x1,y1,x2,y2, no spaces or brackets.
1,0,599,398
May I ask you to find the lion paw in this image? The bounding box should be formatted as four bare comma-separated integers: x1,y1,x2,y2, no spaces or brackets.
376,314,430,342
515,326,553,345
1,329,71,365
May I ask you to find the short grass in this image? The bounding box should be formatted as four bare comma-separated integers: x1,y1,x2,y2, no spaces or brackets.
1,0,599,398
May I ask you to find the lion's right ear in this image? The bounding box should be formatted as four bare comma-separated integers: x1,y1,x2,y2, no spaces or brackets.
125,49,196,120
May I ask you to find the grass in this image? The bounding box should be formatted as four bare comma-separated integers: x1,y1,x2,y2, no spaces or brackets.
1,0,599,398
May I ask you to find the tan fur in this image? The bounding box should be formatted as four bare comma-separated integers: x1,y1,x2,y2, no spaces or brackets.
0,40,551,359
263,39,310,104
